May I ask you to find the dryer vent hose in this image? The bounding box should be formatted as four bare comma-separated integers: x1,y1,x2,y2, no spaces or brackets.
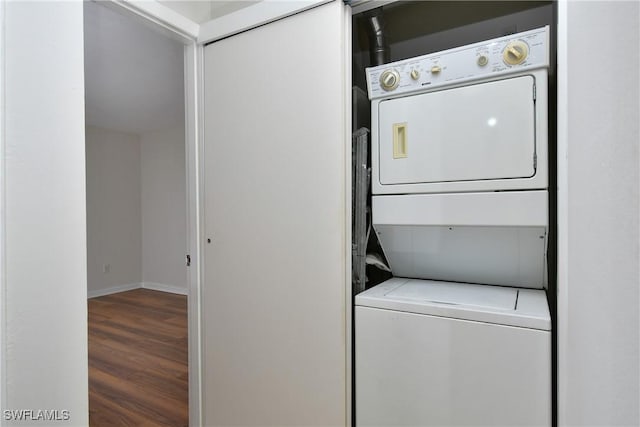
366,9,390,66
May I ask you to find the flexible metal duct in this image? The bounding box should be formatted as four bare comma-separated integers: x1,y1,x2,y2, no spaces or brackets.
366,9,389,66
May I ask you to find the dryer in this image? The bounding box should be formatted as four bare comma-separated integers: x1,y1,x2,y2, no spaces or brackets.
367,27,549,195
356,27,552,426
367,26,550,289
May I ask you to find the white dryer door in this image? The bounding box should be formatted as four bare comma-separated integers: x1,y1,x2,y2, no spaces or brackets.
378,75,536,185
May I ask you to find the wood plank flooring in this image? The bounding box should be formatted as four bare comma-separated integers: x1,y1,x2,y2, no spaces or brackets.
88,289,188,427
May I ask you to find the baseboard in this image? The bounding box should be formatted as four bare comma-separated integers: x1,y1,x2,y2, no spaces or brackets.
88,282,189,299
88,282,142,299
142,282,189,296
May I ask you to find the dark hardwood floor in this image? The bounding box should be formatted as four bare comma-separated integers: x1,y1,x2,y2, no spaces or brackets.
88,289,188,427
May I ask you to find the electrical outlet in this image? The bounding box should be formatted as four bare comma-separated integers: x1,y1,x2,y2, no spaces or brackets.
102,263,111,273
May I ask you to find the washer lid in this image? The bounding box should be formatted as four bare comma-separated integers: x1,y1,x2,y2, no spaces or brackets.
356,278,550,331
386,280,518,311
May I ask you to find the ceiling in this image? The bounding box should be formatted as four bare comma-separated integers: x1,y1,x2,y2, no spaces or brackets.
84,1,185,135
159,0,260,22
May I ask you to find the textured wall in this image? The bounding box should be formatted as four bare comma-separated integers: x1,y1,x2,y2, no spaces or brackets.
4,2,89,424
558,1,640,425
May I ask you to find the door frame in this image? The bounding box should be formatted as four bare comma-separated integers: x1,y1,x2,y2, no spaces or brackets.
93,2,203,425
0,0,6,415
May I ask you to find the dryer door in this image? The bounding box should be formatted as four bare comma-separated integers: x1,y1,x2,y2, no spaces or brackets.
378,75,536,186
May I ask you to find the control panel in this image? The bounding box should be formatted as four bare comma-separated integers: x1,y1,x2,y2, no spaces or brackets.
366,26,549,100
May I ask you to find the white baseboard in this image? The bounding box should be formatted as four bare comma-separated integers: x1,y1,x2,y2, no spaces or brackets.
142,281,189,296
88,281,188,298
87,282,141,299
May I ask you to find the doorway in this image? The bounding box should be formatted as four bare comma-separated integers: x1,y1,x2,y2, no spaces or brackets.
83,1,199,425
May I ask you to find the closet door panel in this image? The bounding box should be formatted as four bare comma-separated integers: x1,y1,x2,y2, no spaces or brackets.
202,2,348,425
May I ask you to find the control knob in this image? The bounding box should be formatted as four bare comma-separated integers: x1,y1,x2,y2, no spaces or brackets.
503,40,529,65
379,69,400,91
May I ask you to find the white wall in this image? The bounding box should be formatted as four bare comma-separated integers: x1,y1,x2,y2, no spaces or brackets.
86,127,142,297
3,1,88,425
558,1,639,426
85,125,187,296
141,127,187,293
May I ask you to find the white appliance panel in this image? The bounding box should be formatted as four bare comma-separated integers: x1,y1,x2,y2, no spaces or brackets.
375,224,547,288
372,190,549,227
366,26,549,100
355,305,551,426
378,76,536,186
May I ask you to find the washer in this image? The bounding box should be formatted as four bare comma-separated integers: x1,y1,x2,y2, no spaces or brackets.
357,27,552,426
355,278,551,426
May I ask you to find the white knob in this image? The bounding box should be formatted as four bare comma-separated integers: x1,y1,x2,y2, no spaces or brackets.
379,69,400,91
503,40,529,65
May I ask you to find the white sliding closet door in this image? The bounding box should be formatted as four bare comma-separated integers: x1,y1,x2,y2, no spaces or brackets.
202,2,349,425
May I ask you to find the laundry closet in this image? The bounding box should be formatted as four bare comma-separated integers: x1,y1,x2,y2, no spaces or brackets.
350,2,556,426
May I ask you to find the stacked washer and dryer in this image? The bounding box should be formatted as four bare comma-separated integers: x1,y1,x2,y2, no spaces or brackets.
356,27,552,426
